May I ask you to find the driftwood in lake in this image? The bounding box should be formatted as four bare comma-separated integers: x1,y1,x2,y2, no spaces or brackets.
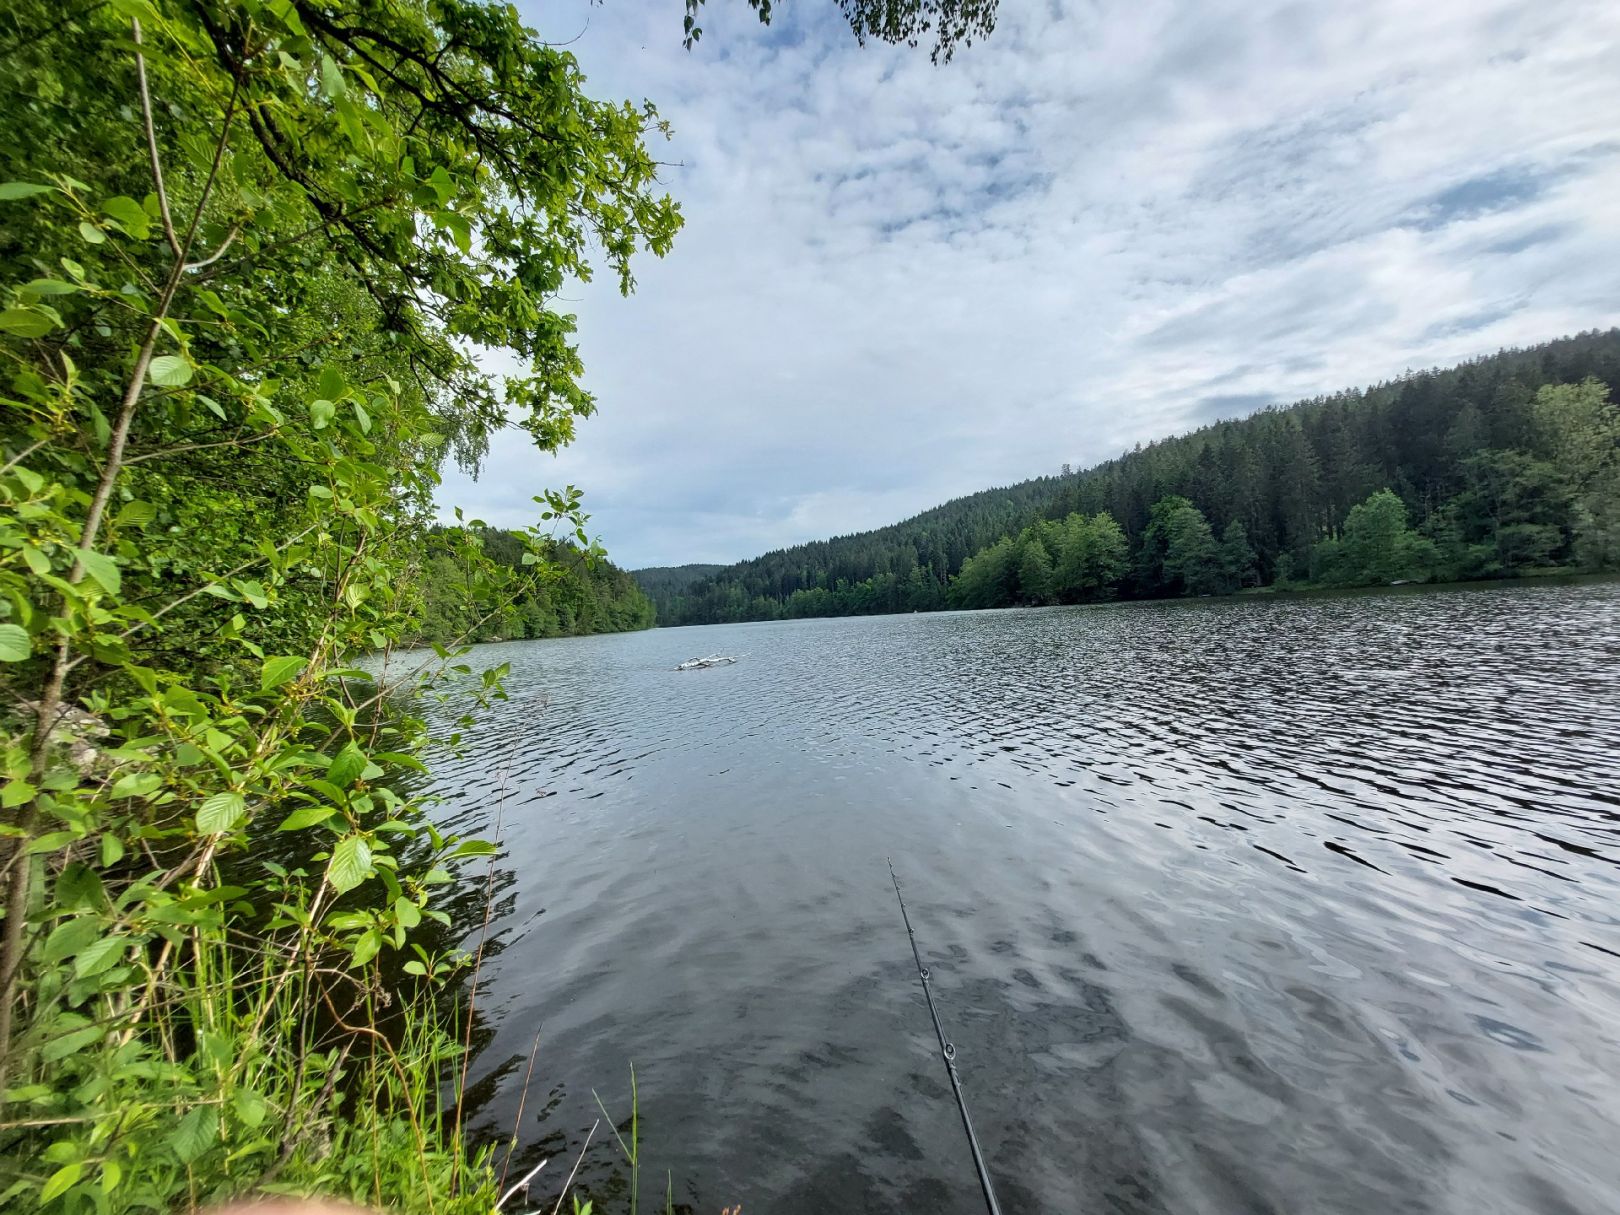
674,654,738,671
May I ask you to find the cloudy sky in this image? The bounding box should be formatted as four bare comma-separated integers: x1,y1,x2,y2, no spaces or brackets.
437,0,1620,569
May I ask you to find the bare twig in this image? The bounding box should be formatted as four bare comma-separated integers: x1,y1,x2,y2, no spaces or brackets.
316,984,440,1215
0,438,48,476
549,1120,600,1215
124,427,279,464
133,18,181,258
499,1028,544,1193
496,1157,548,1211
184,223,241,271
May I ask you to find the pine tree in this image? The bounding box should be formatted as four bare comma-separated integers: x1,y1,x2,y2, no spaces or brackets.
1218,520,1258,593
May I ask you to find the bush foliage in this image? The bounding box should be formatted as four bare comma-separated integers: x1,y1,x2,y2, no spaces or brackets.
0,0,676,1210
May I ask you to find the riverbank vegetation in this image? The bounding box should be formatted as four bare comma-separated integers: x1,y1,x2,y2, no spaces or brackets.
0,1,678,1211
642,332,1620,622
416,527,656,646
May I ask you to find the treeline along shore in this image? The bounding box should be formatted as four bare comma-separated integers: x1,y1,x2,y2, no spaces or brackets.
415,527,655,645
639,331,1620,623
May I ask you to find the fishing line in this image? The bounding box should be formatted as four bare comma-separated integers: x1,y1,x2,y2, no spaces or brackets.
888,857,1005,1215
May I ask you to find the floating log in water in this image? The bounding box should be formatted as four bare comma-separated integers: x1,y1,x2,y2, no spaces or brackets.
674,654,737,671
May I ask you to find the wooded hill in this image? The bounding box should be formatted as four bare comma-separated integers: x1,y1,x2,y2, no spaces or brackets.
630,563,727,597
640,330,1620,624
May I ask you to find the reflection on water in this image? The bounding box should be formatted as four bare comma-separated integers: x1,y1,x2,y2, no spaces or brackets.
415,580,1620,1215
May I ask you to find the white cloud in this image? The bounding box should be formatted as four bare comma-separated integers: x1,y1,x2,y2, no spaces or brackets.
437,0,1620,567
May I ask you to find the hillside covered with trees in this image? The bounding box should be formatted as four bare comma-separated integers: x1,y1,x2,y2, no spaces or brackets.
644,330,1620,623
639,474,1070,621
631,563,727,596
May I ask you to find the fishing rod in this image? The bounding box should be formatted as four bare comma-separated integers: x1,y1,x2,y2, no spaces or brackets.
887,857,1005,1215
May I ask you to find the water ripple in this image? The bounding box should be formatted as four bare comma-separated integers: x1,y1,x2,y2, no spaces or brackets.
398,580,1620,1215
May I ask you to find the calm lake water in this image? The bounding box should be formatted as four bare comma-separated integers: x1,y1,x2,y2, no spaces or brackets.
416,580,1620,1215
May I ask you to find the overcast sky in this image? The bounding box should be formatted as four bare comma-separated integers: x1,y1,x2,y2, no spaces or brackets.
436,0,1620,569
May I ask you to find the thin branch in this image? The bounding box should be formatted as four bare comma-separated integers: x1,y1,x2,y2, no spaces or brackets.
549,1122,600,1215
124,427,279,465
499,1029,544,1194
183,223,241,272
316,984,440,1215
200,194,399,280
177,75,241,257
496,1158,547,1211
541,18,590,47
0,439,48,477
132,19,182,259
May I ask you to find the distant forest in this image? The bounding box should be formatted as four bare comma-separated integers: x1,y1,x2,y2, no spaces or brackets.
417,528,655,644
640,330,1620,624
631,564,726,597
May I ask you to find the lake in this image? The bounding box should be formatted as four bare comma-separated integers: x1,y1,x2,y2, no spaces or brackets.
417,580,1620,1215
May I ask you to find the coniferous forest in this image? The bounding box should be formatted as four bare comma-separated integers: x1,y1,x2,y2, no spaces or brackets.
641,331,1620,624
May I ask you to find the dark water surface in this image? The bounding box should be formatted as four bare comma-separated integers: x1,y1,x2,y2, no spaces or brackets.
415,581,1620,1215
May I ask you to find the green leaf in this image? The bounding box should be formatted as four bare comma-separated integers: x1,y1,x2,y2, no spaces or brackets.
169,1105,219,1165
0,308,54,338
43,917,101,963
327,835,371,894
0,181,54,200
77,548,120,595
41,1025,103,1062
109,771,160,799
334,95,368,149
55,864,104,911
114,500,156,528
276,805,334,831
320,55,347,99
147,354,193,387
394,897,421,929
437,211,472,254
317,365,346,399
22,546,50,575
77,221,106,245
326,742,367,786
235,579,268,609
73,934,128,979
351,927,382,966
39,1162,81,1204
260,655,306,691
101,195,150,238
22,278,78,296
233,1087,268,1129
0,624,29,662
310,398,336,429
196,791,246,834
26,831,79,855
451,839,497,859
